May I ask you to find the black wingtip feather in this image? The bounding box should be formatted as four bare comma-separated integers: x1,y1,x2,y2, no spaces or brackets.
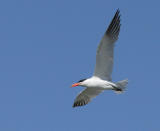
72,99,88,108
106,9,121,40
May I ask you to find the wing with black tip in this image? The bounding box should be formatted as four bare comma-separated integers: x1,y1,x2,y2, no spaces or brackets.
73,88,103,107
94,9,121,80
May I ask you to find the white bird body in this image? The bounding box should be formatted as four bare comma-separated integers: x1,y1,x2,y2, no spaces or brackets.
80,76,116,90
71,9,128,107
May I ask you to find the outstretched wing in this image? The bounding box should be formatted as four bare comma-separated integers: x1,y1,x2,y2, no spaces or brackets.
73,88,103,107
94,9,121,80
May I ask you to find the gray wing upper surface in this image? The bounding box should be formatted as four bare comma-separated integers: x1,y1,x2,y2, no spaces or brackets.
94,9,121,80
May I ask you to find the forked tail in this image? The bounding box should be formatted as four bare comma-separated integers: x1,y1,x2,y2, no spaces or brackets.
114,79,128,94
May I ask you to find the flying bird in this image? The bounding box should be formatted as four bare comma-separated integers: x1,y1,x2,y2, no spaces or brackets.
71,9,128,108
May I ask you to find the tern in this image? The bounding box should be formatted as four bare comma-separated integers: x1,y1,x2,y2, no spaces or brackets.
71,9,128,108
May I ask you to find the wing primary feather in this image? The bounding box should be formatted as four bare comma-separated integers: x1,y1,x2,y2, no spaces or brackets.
73,99,88,107
106,9,120,34
106,9,121,40
114,24,121,37
111,16,120,33
112,22,121,39
107,15,120,35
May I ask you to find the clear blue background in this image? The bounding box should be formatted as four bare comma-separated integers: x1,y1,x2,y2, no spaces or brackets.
0,0,159,131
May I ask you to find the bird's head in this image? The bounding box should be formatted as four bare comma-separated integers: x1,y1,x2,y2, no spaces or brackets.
71,79,87,87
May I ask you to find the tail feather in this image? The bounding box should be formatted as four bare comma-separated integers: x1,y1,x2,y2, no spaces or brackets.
114,79,128,94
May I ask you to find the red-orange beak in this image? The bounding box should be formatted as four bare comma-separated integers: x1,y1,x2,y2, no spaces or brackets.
71,83,80,87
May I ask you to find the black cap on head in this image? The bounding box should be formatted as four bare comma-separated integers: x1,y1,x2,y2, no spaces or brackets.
78,79,86,83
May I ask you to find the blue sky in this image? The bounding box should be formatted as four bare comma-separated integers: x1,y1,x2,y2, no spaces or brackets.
0,0,160,130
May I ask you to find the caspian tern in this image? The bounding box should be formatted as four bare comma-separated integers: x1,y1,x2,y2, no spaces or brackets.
71,9,128,108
